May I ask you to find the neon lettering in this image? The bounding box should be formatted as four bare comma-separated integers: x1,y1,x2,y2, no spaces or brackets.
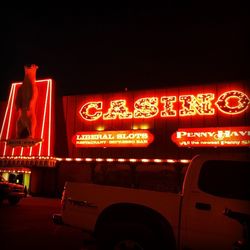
179,93,215,116
103,100,132,120
72,130,154,148
79,102,102,121
134,97,159,118
176,129,250,140
161,96,176,117
78,90,250,121
216,90,250,114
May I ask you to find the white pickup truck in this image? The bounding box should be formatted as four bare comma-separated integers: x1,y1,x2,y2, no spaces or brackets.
53,153,250,250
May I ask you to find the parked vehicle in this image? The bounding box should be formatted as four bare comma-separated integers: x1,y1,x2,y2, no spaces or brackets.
53,153,250,250
0,175,26,205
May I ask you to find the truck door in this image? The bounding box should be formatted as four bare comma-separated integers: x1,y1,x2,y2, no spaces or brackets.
181,159,250,250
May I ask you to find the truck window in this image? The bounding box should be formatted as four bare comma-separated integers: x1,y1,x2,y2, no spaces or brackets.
92,163,186,193
198,160,250,201
134,164,184,193
93,164,133,188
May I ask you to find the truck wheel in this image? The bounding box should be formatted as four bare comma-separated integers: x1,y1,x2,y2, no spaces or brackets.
96,222,166,250
8,197,20,205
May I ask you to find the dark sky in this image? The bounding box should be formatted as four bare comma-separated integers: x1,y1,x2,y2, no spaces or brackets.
0,6,249,101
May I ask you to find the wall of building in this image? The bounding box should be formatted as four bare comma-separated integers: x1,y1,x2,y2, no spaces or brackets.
30,167,57,197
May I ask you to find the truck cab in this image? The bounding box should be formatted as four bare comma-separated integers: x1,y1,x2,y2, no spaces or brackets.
53,153,250,249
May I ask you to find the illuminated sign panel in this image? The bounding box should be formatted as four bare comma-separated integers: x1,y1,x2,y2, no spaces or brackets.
62,82,250,157
72,130,154,147
0,80,54,157
171,126,250,147
79,90,250,121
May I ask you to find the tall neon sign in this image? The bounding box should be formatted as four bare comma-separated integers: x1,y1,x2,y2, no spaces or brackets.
0,79,54,157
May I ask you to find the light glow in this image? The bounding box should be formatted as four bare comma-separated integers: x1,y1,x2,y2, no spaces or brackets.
134,97,159,118
78,89,250,122
75,158,82,161
106,158,114,162
48,79,53,155
0,79,54,158
103,100,133,120
118,158,126,162
129,159,137,162
215,90,250,114
161,96,177,117
38,79,50,156
72,130,154,148
0,169,31,174
179,159,191,163
179,93,215,116
166,159,176,163
172,126,250,147
0,85,14,140
85,158,93,162
96,158,104,162
154,159,163,163
0,156,189,164
4,84,17,156
79,101,103,121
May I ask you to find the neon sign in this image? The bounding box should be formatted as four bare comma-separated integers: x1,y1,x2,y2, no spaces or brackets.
72,130,154,147
79,90,250,121
215,90,250,114
171,126,250,147
0,80,54,157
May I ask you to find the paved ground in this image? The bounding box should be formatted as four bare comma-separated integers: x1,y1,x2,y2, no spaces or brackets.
0,196,96,250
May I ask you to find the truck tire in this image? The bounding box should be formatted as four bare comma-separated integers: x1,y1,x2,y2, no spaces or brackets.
96,222,166,250
8,197,20,205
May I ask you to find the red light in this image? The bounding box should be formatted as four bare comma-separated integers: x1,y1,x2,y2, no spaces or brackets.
78,89,250,122
0,79,54,157
172,126,250,147
215,90,250,115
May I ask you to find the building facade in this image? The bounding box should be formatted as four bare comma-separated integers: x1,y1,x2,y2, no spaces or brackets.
0,78,249,197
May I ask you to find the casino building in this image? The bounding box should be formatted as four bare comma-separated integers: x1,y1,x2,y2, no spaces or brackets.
0,67,249,197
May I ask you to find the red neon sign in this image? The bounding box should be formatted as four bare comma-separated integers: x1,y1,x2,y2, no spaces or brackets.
171,126,250,147
215,90,250,114
0,80,54,157
79,90,250,121
72,130,154,147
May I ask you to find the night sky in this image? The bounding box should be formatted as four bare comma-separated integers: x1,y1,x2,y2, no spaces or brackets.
0,6,249,101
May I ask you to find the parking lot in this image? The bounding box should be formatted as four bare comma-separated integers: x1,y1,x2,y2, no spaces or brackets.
0,196,96,250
